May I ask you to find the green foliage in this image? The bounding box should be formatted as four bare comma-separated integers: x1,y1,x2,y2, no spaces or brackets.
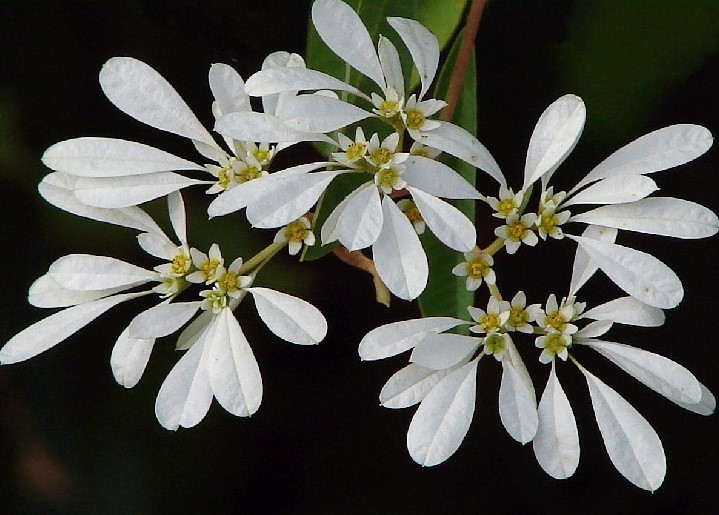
418,32,476,320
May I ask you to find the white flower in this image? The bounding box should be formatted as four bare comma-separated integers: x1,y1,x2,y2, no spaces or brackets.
487,185,524,219
273,217,316,255
532,295,714,490
451,249,495,291
494,212,539,254
504,291,541,333
468,297,510,334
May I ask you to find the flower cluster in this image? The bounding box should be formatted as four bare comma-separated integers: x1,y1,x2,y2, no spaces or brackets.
1,0,716,492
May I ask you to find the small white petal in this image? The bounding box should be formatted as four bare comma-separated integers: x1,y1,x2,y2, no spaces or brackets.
580,366,666,491
311,0,386,91
207,308,262,417
569,225,617,296
533,364,580,479
49,254,156,291
584,340,702,405
154,320,214,430
524,94,586,189
569,235,683,309
407,359,479,466
359,317,469,361
409,187,476,252
499,359,539,444
42,138,205,177
584,297,665,327
570,197,719,239
563,175,658,207
100,57,217,147
403,156,483,200
72,172,206,209
387,17,439,99
111,327,155,388
572,124,714,194
336,182,383,250
373,197,429,300
128,301,201,339
39,173,164,233
414,121,505,185
410,333,480,370
0,292,147,364
247,287,327,345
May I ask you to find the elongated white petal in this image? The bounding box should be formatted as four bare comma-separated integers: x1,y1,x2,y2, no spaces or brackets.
42,138,205,177
72,172,206,209
176,310,214,351
499,359,539,444
575,320,613,339
207,308,263,417
209,63,250,115
280,94,373,133
403,156,483,199
584,340,702,405
676,382,715,415
336,182,383,250
359,317,468,360
245,66,366,98
505,337,535,403
572,124,713,194
248,287,327,345
167,191,187,246
407,359,479,466
373,197,429,300
246,171,343,229
564,175,658,207
409,187,476,252
533,364,580,479
260,51,306,116
28,274,127,308
377,35,404,96
414,121,505,185
569,235,683,309
155,320,214,430
580,366,665,491
524,94,585,189
387,17,439,99
215,111,333,144
49,254,156,291
111,327,155,388
0,292,147,364
410,333,480,370
569,225,617,296
380,363,461,409
100,57,217,147
584,297,665,327
208,162,328,218
312,0,385,91
136,231,176,260
570,197,719,239
319,181,367,244
39,173,164,233
128,301,201,339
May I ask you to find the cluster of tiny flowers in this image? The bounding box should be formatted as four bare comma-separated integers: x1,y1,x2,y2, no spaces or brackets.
1,0,716,492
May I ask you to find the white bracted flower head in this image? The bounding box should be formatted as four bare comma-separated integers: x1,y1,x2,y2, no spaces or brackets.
468,297,510,334
536,205,571,240
487,185,524,219
371,87,404,119
482,331,511,361
366,132,402,168
535,331,572,363
187,243,224,284
494,212,539,254
332,127,368,167
451,249,495,291
274,216,316,255
216,257,253,299
401,94,445,131
397,199,426,235
537,294,579,335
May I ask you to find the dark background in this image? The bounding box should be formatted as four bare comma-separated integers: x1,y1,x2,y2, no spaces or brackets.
1,1,718,513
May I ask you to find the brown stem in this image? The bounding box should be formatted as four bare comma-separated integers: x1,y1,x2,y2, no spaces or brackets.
332,246,391,306
440,0,487,123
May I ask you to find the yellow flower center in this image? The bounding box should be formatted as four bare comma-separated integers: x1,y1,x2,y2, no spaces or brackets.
484,333,505,355
507,221,526,241
218,272,239,292
201,258,221,282
171,253,190,276
346,141,366,161
545,312,567,331
253,148,270,162
509,307,528,328
238,166,262,183
544,332,568,356
217,166,232,189
540,213,558,234
497,198,516,217
405,108,425,130
378,99,400,117
285,220,308,243
404,202,423,223
479,313,502,332
376,167,399,190
370,147,393,166
468,259,490,279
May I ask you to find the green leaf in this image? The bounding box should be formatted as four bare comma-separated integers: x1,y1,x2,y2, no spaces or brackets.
418,31,476,320
416,0,468,58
